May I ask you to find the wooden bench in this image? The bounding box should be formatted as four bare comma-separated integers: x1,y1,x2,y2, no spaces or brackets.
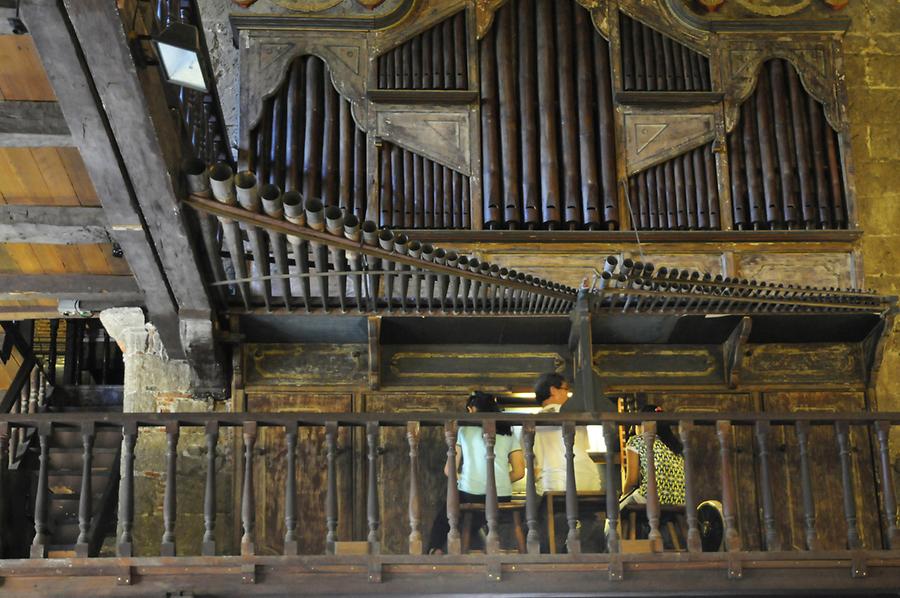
459,501,527,554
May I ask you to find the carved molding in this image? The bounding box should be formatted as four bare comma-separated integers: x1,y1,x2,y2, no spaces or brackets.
375,108,471,174
623,110,717,174
619,0,711,49
475,0,609,40
371,0,467,55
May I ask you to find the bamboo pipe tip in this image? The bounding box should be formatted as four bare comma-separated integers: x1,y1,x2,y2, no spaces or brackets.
362,221,379,246
260,184,283,217
282,191,306,225
208,163,235,205
234,171,260,211
377,229,395,251
305,199,325,229
325,206,345,235
183,158,210,196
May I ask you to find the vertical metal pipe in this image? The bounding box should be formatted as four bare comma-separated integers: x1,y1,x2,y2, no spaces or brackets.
304,58,324,202
442,17,454,90
537,0,561,227
556,0,580,228
621,15,634,90
454,11,467,89
235,171,272,310
755,68,781,227
480,24,502,228
770,60,798,227
284,192,311,312
575,6,600,228
261,184,292,310
786,66,815,228
519,0,540,227
306,199,330,311
807,97,831,228
497,4,521,228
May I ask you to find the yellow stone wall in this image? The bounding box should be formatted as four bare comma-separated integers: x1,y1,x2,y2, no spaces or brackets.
844,1,900,409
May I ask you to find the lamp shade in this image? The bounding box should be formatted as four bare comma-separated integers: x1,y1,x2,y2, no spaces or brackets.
153,22,208,92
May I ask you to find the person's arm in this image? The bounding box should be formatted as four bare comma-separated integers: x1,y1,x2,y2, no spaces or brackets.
622,448,640,495
443,445,462,477
508,449,525,482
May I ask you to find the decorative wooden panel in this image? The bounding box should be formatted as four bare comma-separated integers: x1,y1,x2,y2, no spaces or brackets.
246,392,354,556
763,392,880,551
743,344,864,386
378,141,471,229
479,0,618,230
619,13,711,92
248,55,368,221
594,345,723,385
243,343,368,386
727,59,847,231
736,252,852,289
376,11,467,90
626,142,720,230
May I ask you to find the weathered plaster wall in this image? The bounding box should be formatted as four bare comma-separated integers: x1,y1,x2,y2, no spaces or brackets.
843,1,900,410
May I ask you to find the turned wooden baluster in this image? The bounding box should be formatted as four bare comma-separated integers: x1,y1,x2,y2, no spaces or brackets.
603,421,620,554
117,422,137,557
795,420,820,551
445,420,461,554
407,421,422,554
875,421,899,549
755,421,782,551
562,422,581,553
835,421,860,549
483,419,500,554
30,422,51,558
284,421,299,555
8,390,18,466
202,421,219,556
28,366,39,414
523,422,540,554
642,420,662,552
325,421,338,555
241,422,258,556
678,421,702,552
367,421,381,554
0,423,7,556
48,319,59,385
716,420,741,551
75,422,95,557
161,421,179,556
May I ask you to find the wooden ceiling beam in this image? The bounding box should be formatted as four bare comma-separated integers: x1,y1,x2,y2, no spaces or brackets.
0,206,109,244
0,100,73,147
0,274,143,303
19,0,184,358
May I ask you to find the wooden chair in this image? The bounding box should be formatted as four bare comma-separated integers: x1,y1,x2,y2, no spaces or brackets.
459,501,527,553
619,504,688,551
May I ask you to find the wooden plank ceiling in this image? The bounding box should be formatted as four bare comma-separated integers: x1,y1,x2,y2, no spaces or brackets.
0,34,133,318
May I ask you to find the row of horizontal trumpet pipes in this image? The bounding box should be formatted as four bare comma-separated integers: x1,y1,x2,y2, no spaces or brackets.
593,256,884,314
184,159,577,314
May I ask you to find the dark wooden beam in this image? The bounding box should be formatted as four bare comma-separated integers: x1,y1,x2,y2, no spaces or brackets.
0,206,108,244
0,100,73,147
20,0,184,358
0,274,143,303
59,0,222,387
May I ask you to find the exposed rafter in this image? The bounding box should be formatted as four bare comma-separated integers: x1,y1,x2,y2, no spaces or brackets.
0,100,72,147
0,274,143,304
0,206,108,244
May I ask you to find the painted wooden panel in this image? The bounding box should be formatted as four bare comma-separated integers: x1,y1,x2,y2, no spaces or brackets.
594,345,723,385
743,343,865,386
243,343,368,386
736,252,852,288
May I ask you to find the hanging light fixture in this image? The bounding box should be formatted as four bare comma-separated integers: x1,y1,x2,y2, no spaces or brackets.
152,22,209,92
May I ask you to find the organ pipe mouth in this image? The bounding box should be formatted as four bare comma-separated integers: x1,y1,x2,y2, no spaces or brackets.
445,251,459,267
393,233,409,254
209,163,235,205
362,221,379,246
420,244,435,262
377,229,395,251
282,191,306,225
407,240,422,258
343,215,361,242
184,158,210,197
433,248,447,264
305,199,325,230
260,184,283,218
324,206,345,236
234,171,260,211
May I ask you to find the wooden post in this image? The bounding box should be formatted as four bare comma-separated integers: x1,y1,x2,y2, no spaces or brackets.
523,422,540,554
48,319,59,386
283,421,298,555
0,422,7,557
755,421,782,551
603,421,620,554
570,290,598,412
75,422,95,557
203,421,219,556
325,421,338,555
366,421,380,554
835,421,860,549
445,420,461,554
407,421,422,555
642,421,662,552
716,420,741,551
483,419,500,554
795,420,820,551
562,422,581,554
875,422,899,549
161,421,179,556
117,422,137,557
30,422,51,558
678,421,702,552
241,421,257,556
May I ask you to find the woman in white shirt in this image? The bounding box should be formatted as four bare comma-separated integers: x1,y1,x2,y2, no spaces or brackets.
426,391,525,554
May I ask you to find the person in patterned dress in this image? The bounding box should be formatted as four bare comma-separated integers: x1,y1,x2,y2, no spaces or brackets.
620,405,685,508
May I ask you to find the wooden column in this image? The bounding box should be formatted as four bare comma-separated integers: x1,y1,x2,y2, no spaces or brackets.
161,421,179,556
875,421,899,549
444,421,461,554
716,420,741,551
795,420,820,551
483,419,500,554
367,421,381,554
523,422,540,554
642,421,662,552
407,421,422,555
569,290,600,411
203,421,219,556
75,422,95,557
755,421,782,550
835,421,860,549
678,421,702,552
241,422,257,556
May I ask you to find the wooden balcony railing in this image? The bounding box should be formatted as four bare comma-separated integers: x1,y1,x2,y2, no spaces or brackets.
1,410,899,594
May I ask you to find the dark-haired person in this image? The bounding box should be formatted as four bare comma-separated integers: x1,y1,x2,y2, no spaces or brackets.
620,405,685,508
531,372,603,552
425,391,525,554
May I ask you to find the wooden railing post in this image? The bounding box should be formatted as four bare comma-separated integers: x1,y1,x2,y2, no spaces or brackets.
30,422,51,558
407,421,422,555
678,420,702,552
75,422,95,557
522,422,540,554
284,421,299,555
642,420,662,552
755,420,782,551
835,421,860,549
366,421,381,554
444,420,461,554
875,421,899,549
48,319,59,386
795,420,820,551
483,419,500,554
202,421,219,556
161,421,179,556
324,421,338,555
117,422,137,557
0,422,8,557
603,421,620,554
716,420,741,552
241,421,257,556
562,421,581,554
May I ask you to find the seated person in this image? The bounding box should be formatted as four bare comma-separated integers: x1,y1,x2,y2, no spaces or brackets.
426,391,525,554
620,404,685,508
